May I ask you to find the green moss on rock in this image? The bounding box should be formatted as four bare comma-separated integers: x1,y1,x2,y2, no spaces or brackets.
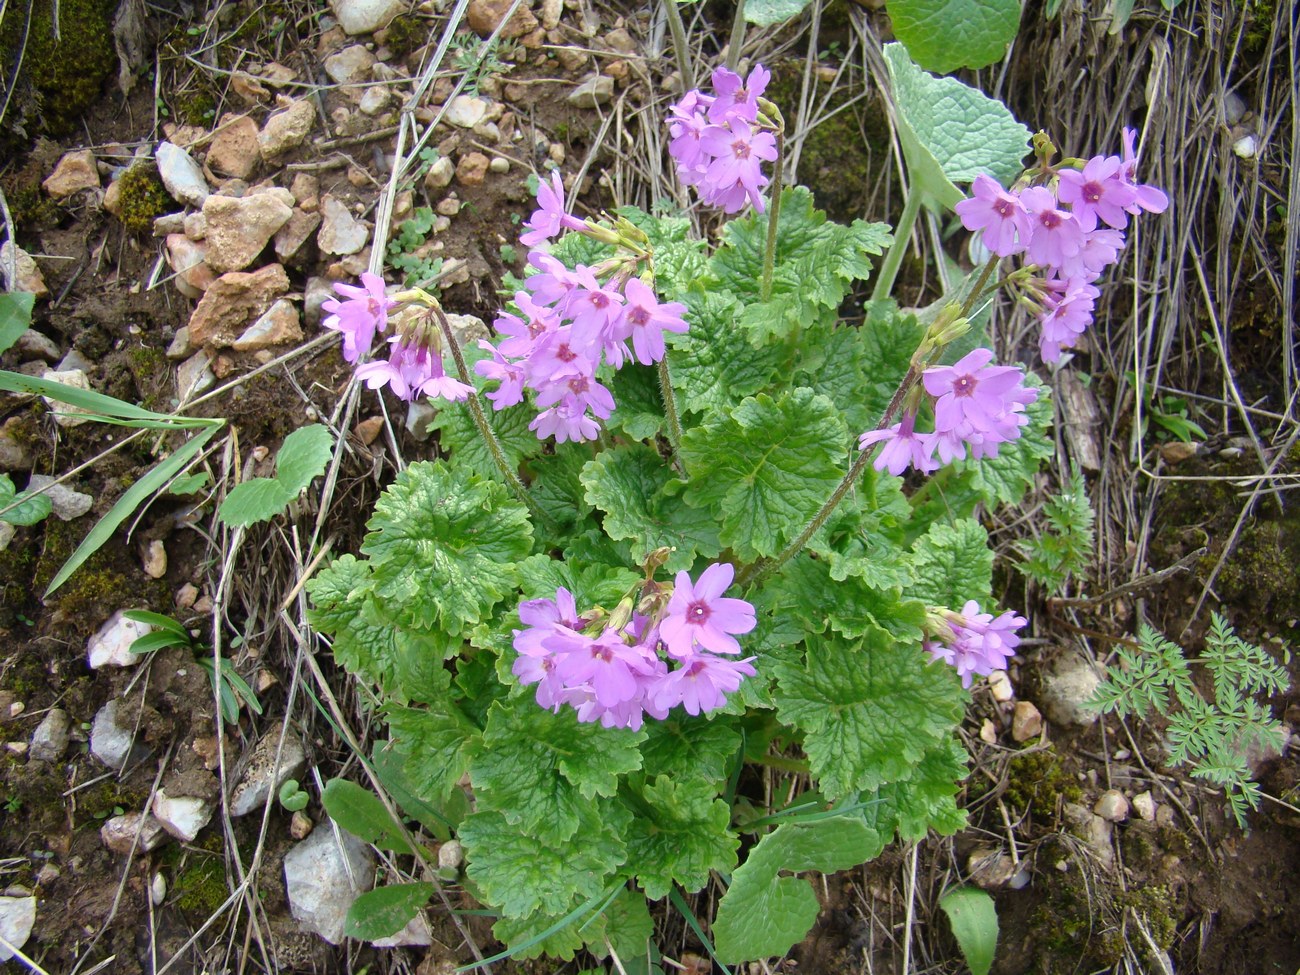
115,164,175,236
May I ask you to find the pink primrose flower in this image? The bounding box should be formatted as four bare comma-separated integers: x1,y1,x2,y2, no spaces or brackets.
660,563,757,658
955,175,1032,257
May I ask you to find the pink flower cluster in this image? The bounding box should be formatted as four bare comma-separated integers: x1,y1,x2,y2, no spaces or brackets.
667,65,778,214
512,564,757,730
955,128,1168,362
476,174,688,443
323,272,473,403
924,601,1026,689
859,348,1039,476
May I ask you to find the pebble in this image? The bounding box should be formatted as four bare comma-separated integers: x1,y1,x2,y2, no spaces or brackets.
29,708,71,762
143,539,168,579
290,810,314,840
156,141,210,207
423,156,455,192
303,276,335,326
987,669,1014,703
539,0,561,29
39,369,94,428
1158,441,1198,465
86,610,151,668
966,848,1015,889
455,152,490,186
175,582,199,608
232,298,303,351
151,873,167,906
290,173,320,211
466,0,538,37
152,789,215,843
0,896,35,963
24,474,92,520
1094,789,1130,823
568,75,614,108
228,720,308,816
101,811,169,854
355,416,383,445
555,46,588,73
978,718,997,744
437,839,463,871
1233,134,1257,159
604,27,636,54
1011,701,1043,742
283,825,375,943
1223,90,1247,125
187,263,290,349
206,114,262,179
165,235,216,299
359,85,391,115
330,0,404,34
1132,791,1157,821
15,329,59,360
274,209,323,262
176,351,215,400
488,156,509,174
42,149,100,199
1064,801,1113,868
445,94,489,129
259,98,317,158
324,44,376,86
317,195,370,255
1040,653,1103,727
0,241,48,298
435,196,460,217
90,699,137,770
405,400,437,440
202,193,294,272
184,211,208,239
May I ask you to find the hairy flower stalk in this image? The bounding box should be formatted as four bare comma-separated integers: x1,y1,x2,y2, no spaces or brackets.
759,108,786,303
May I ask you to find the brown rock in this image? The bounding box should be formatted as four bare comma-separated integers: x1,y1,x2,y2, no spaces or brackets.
355,416,383,445
274,209,322,262
455,151,490,187
202,194,293,272
604,27,636,54
102,179,123,217
42,149,100,198
466,0,538,38
259,99,316,157
0,241,49,298
232,299,303,351
187,264,290,349
290,173,320,211
1011,701,1043,742
165,234,217,298
207,115,262,179
1159,441,1199,465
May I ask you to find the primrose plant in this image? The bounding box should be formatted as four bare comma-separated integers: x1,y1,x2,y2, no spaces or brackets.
305,45,1167,965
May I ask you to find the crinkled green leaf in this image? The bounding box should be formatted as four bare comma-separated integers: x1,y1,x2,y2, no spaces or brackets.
427,400,543,476
862,737,969,841
581,444,721,573
909,520,993,608
527,444,596,531
884,43,1030,209
623,775,738,900
807,466,913,588
711,187,891,346
775,552,926,643
793,318,908,435
640,714,742,787
585,888,655,960
387,703,483,803
617,206,708,295
939,886,999,975
491,906,586,961
744,0,814,25
372,741,467,837
361,461,532,636
680,388,847,561
275,423,334,494
669,287,782,416
0,474,52,526
343,883,434,940
515,553,641,608
605,364,665,441
857,301,925,426
773,627,966,797
889,0,1021,73
459,803,627,919
713,816,884,963
471,700,645,843
0,293,35,356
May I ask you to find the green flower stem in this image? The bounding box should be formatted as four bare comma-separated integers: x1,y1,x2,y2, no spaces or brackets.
657,354,685,464
662,0,695,93
960,257,1000,319
870,190,923,304
430,304,548,525
760,129,785,303
738,363,921,589
725,0,747,72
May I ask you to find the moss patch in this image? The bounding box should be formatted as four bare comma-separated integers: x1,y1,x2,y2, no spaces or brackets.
114,164,176,236
1004,746,1082,820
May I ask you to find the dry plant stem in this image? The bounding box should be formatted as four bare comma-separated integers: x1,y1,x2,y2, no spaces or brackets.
760,130,785,302
725,0,747,72
657,355,685,460
662,0,694,93
738,363,921,589
429,302,546,522
870,190,922,303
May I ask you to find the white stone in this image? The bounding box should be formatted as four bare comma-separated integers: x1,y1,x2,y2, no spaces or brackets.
29,708,70,762
0,896,35,962
437,839,462,871
232,299,303,352
90,700,136,769
1040,653,1103,727
40,369,94,428
372,912,433,947
987,669,1014,703
283,826,375,944
156,141,210,207
444,94,489,128
151,873,167,906
1223,91,1246,125
16,329,60,360
202,193,294,272
0,242,48,298
101,812,168,854
229,722,308,816
330,0,404,34
1064,802,1113,868
423,156,455,192
358,85,391,116
86,609,152,668
405,400,437,440
1094,789,1129,823
568,75,613,108
143,539,167,579
1233,135,1257,159
152,789,215,842
324,45,377,86
318,195,369,255
24,475,92,521
176,351,215,400
1132,791,1157,821
1011,701,1043,742
304,277,334,326
259,99,317,157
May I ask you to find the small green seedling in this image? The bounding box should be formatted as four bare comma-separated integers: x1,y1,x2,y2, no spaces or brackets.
217,424,334,528
278,779,310,812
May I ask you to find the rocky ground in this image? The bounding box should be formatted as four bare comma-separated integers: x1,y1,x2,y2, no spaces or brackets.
0,0,1297,972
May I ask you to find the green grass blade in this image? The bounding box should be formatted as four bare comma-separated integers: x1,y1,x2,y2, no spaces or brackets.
122,610,190,637
453,883,621,972
0,369,219,429
669,886,732,975
44,426,220,596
